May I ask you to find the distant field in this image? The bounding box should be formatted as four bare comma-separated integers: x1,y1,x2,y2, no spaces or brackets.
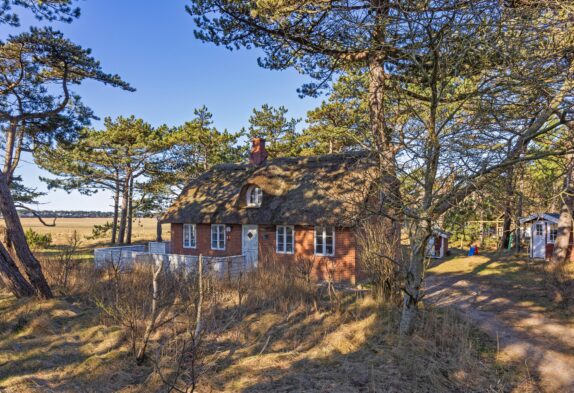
3,217,171,250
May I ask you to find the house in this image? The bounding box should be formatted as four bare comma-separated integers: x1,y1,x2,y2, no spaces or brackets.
426,229,451,258
161,138,378,283
519,213,574,260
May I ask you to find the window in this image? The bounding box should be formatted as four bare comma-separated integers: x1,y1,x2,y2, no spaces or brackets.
549,225,558,243
315,226,335,256
246,185,263,207
535,223,544,236
211,224,226,250
183,224,196,248
276,226,294,254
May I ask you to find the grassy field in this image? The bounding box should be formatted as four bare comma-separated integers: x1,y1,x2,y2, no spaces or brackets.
428,252,545,286
4,218,172,256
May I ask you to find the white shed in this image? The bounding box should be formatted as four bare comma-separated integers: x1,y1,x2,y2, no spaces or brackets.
519,213,559,259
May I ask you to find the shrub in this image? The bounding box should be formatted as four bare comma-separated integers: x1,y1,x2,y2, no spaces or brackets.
25,228,52,250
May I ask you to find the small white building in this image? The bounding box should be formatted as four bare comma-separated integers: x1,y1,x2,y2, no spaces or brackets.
519,213,559,259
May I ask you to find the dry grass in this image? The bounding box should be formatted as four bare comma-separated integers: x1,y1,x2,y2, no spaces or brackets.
0,260,530,393
0,293,143,393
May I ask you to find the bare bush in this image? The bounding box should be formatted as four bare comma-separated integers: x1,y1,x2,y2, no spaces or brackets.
41,231,97,295
93,260,195,363
356,221,403,304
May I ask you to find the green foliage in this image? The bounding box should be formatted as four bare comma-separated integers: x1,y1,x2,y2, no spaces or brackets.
86,222,114,240
25,229,52,250
161,106,244,191
0,0,80,26
245,104,300,157
299,70,370,155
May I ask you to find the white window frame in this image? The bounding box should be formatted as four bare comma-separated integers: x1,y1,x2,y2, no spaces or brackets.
314,226,335,256
276,225,294,254
246,185,263,207
211,224,226,250
183,224,197,249
535,223,544,237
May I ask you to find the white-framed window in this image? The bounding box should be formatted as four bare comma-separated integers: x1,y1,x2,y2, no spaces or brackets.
535,223,544,237
211,224,226,250
276,225,294,254
246,185,263,207
183,224,197,248
549,224,558,243
314,226,335,256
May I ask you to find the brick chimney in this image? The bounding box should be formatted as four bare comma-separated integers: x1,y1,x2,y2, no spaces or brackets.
249,137,268,166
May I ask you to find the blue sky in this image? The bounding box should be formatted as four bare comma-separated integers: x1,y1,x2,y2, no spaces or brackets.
7,0,321,211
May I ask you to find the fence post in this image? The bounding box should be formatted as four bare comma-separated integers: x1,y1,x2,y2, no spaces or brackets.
195,254,203,338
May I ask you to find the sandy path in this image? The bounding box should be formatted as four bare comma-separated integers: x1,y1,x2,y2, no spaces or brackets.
425,272,574,393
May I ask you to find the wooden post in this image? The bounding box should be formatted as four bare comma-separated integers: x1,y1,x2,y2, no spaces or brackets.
194,254,203,339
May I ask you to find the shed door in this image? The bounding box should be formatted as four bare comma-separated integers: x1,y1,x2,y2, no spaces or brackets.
532,222,546,259
242,225,258,268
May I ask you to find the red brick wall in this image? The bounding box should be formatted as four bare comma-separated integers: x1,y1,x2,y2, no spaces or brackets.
170,223,357,283
258,225,357,284
170,223,242,257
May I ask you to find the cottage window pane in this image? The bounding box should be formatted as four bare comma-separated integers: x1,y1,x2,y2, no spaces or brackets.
535,223,543,236
325,227,334,255
277,226,285,253
315,226,334,256
247,186,263,207
315,227,324,254
286,227,294,253
184,225,190,248
183,224,196,248
211,225,225,250
219,226,225,249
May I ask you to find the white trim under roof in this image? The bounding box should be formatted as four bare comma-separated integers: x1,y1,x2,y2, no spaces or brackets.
519,213,560,225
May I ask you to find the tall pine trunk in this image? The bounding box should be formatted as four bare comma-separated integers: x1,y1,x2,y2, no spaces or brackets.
117,175,130,245
500,169,514,251
156,216,163,242
368,54,402,272
0,173,52,298
0,240,34,297
111,173,120,244
366,6,404,332
126,176,134,245
552,156,574,265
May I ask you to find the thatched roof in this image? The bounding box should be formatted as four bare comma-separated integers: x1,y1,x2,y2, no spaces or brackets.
161,151,378,227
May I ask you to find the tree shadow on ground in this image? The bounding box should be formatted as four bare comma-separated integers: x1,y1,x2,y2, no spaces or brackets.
425,252,574,392
199,296,523,393
0,293,141,393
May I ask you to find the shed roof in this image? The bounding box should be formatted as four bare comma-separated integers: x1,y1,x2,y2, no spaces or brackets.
519,213,560,224
161,151,378,226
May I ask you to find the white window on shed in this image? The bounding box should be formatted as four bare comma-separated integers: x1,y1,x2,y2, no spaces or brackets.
549,224,558,243
183,224,196,248
535,223,544,236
